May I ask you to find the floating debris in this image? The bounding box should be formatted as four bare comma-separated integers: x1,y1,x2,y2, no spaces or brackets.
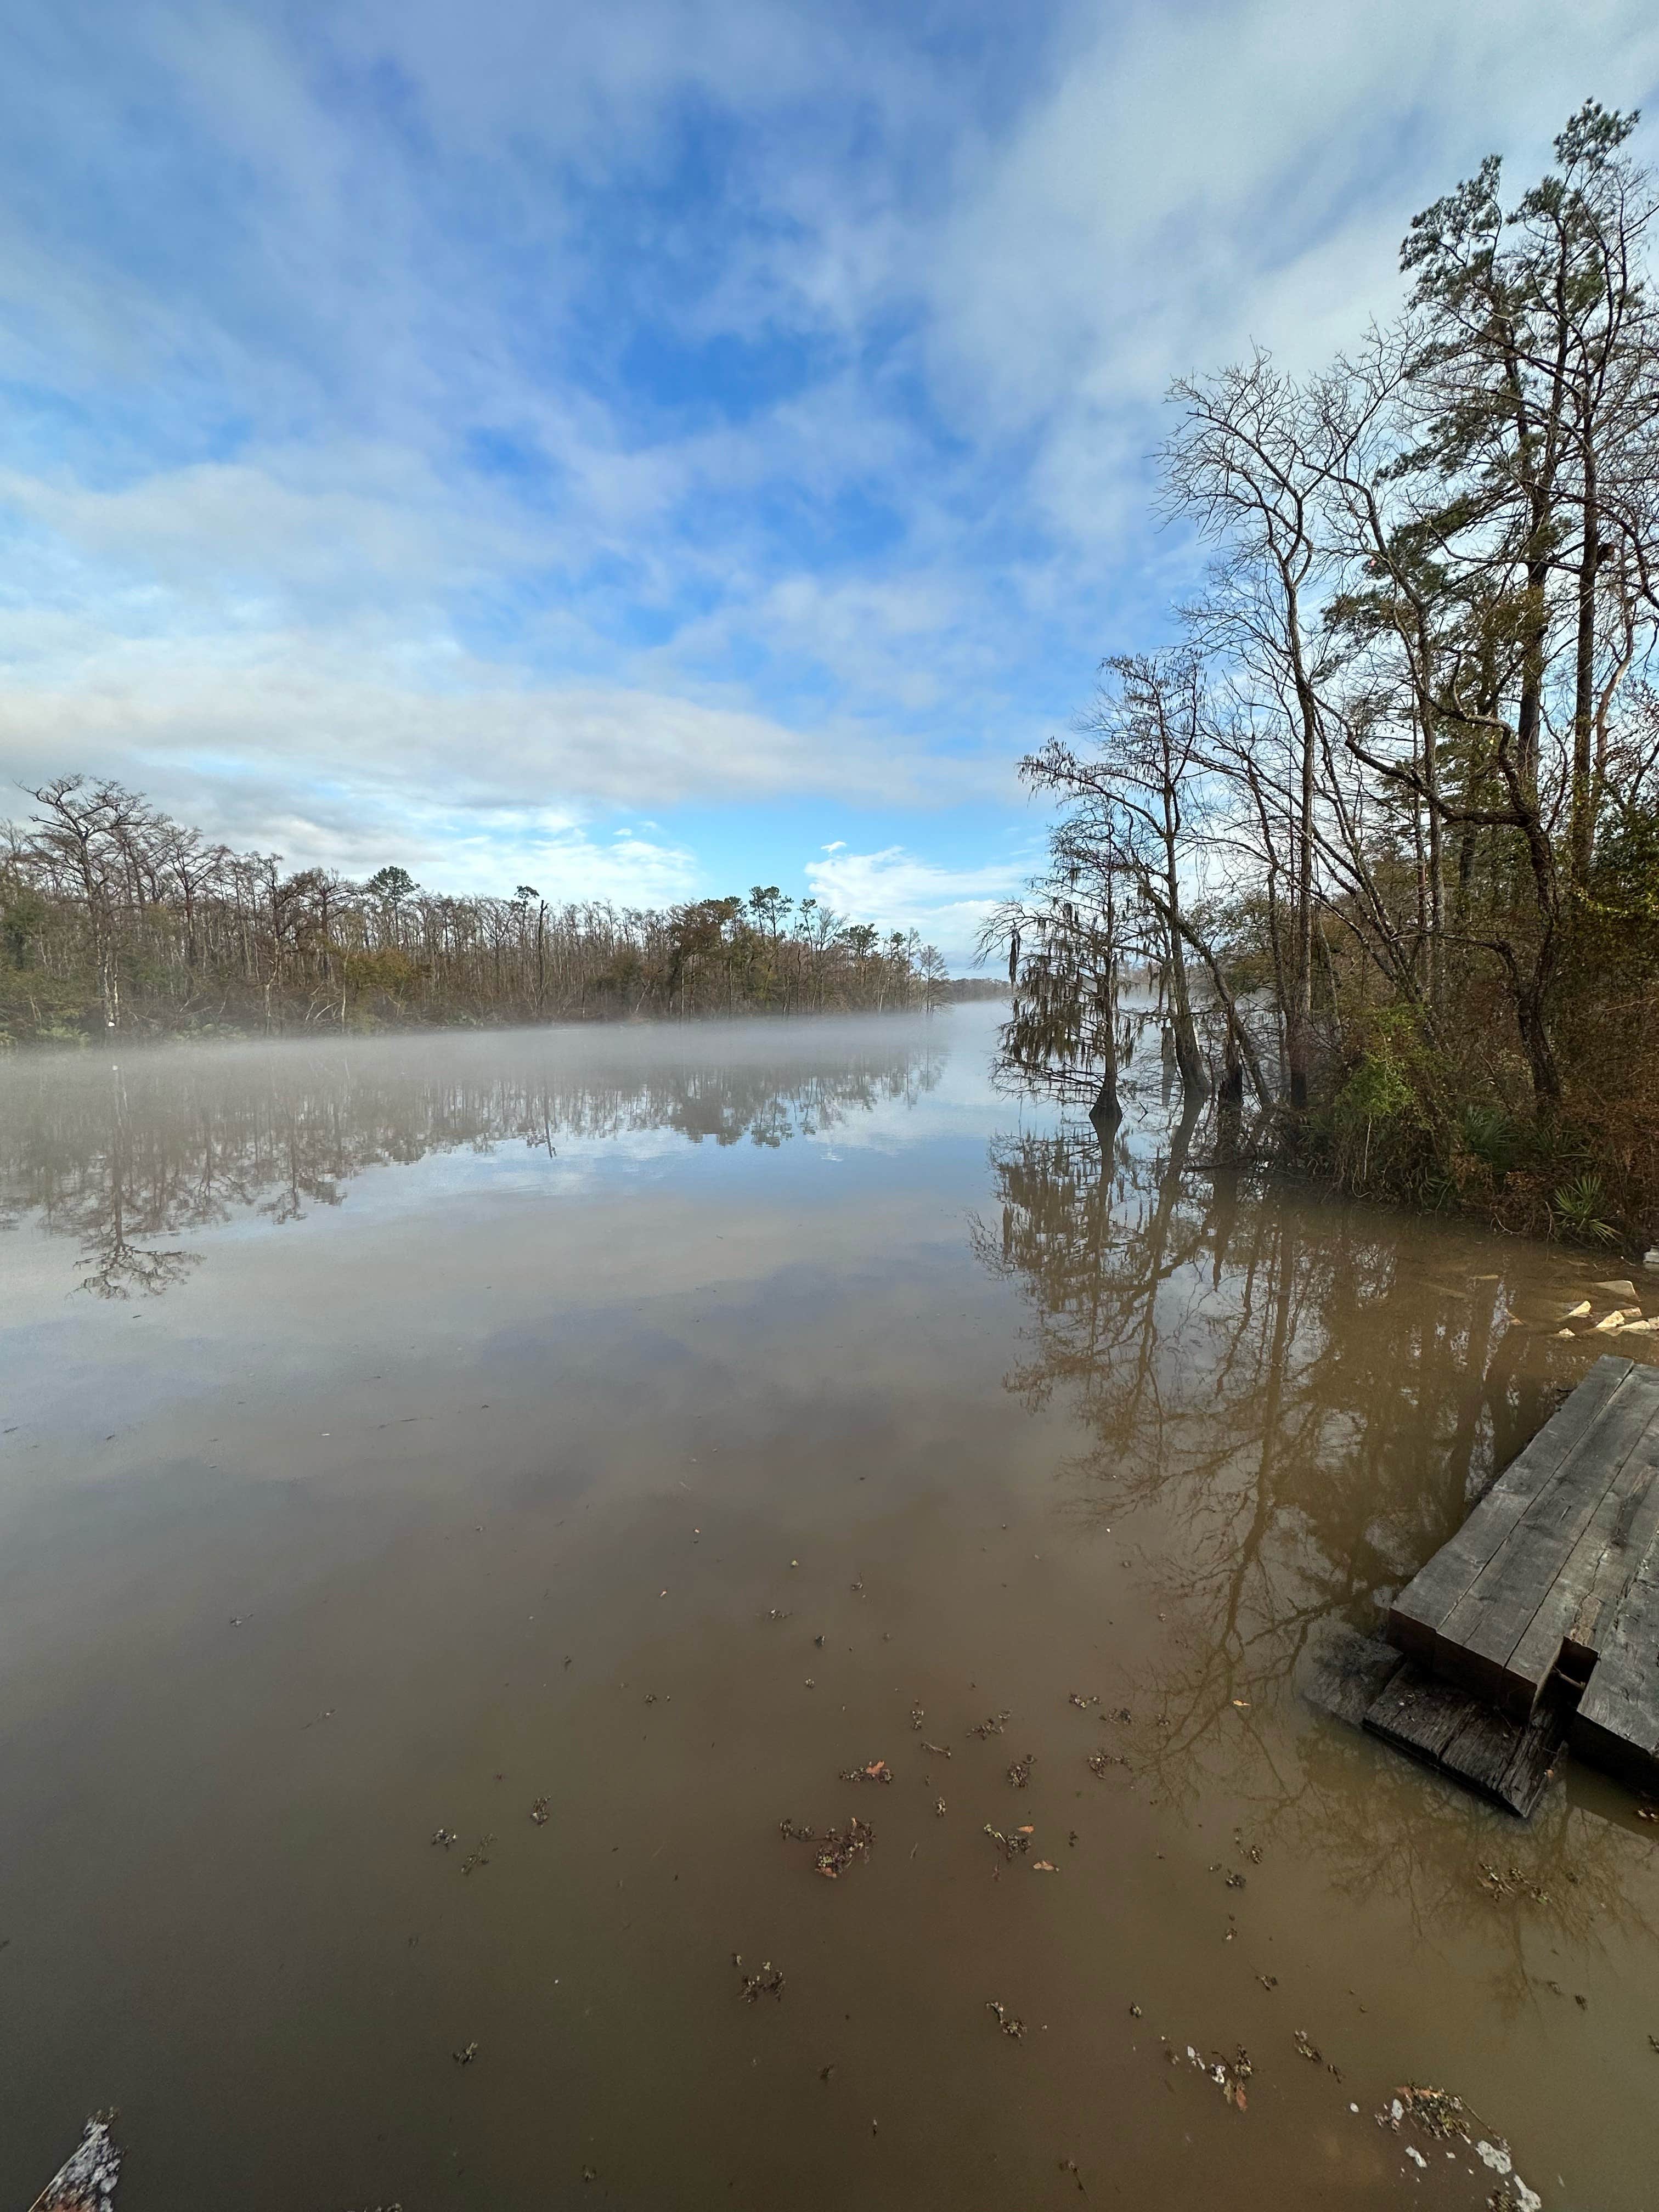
30,2114,120,2212
1068,1692,1098,1709
530,1797,550,1826
1032,1859,1057,1872
910,1704,925,1730
766,1608,791,1622
460,1835,495,1876
920,1740,952,1759
1224,1871,1246,1891
849,1578,865,1596
1257,1974,1278,1993
839,1759,892,1785
986,1999,1026,2040
967,1711,1012,1741
1006,1752,1035,1788
452,2041,478,2066
1487,2184,1543,2212
934,1798,947,1817
1183,2042,1251,2112
1087,1751,1128,1776
1294,2029,1322,2063
1376,2084,1469,2141
1112,1707,1133,1725
983,1821,1034,1861
1129,2003,1142,2018
780,1815,873,1879
739,1960,785,2002
430,1827,458,1849
1479,1863,1550,1905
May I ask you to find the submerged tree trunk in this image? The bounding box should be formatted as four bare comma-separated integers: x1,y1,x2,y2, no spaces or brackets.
1090,978,1121,1124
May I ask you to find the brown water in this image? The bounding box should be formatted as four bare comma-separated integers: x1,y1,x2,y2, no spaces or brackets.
2,1007,1656,2211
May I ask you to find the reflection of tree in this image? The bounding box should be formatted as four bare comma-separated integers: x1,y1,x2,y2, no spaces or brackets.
2,1036,944,1296
973,1093,1659,1990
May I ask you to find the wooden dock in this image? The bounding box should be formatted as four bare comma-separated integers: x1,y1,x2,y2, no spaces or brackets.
1370,1355,1659,1813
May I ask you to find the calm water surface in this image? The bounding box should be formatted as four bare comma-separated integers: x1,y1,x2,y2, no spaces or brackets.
2,1007,1656,2210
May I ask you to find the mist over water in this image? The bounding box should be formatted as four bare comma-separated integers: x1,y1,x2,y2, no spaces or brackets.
2,1006,1655,2210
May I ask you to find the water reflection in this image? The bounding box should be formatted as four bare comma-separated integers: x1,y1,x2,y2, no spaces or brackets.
0,1026,945,1298
973,1101,1659,1988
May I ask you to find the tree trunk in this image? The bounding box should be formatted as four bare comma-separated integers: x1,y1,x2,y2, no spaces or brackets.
1570,458,1599,887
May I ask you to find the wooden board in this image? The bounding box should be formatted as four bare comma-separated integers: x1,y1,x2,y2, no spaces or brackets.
1435,1366,1659,1716
1299,1626,1404,1728
1387,1357,1635,1662
1562,1435,1659,1672
1571,1560,1659,1793
1373,1356,1659,1809
1363,1663,1476,1767
1439,1691,1568,1818
1362,1662,1567,1817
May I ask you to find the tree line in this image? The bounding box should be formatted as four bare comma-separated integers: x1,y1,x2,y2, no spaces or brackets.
0,776,947,1041
989,103,1659,1245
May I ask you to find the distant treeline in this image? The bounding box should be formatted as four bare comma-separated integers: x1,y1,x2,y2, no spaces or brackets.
0,777,949,1043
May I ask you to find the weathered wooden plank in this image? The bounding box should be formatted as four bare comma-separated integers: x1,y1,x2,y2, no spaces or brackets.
1562,1435,1659,1673
1502,1414,1659,1703
1439,1691,1568,1818
1363,1663,1474,1767
1571,1561,1659,1793
1387,1357,1635,1661
1434,1368,1659,1714
1300,1626,1405,1728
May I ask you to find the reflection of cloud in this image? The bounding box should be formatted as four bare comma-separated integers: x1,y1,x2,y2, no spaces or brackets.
0,1013,955,1301
805,844,1032,965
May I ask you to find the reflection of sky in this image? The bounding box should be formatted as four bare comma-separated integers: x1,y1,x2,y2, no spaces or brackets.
0,1007,1016,1309
0,1009,1045,1519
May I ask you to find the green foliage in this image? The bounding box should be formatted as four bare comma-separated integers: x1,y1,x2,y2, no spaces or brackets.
1330,1045,1415,1134
1550,1173,1618,1245
1,881,52,967
1458,1104,1522,1180
366,866,417,906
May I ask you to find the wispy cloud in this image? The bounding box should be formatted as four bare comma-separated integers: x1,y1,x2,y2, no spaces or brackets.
806,843,1035,965
2,0,1656,909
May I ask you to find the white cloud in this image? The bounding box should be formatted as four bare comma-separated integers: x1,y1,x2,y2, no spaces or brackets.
805,842,1036,967
0,625,941,821
3,0,1657,913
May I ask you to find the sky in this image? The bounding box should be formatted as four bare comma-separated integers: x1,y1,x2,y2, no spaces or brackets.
3,2,1658,965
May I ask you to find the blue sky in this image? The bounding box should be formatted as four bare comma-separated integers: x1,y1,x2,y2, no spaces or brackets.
4,1,1658,964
